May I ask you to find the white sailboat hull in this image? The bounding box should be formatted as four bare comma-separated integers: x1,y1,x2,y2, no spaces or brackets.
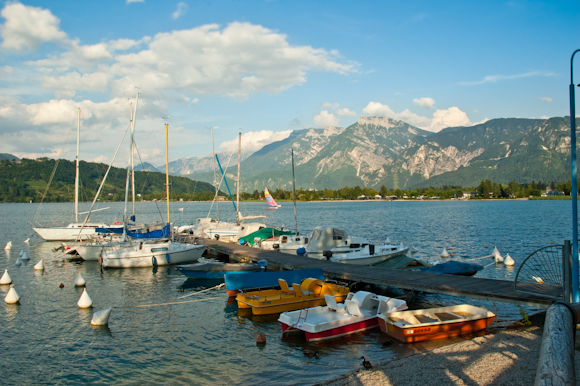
33,223,107,241
102,242,206,268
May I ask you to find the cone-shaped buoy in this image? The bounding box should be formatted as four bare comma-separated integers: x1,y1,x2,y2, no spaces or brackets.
74,272,86,287
385,237,391,244
34,259,45,270
441,248,449,258
91,307,112,326
24,238,30,243
21,251,30,260
504,254,515,266
492,246,503,263
15,258,22,266
0,269,12,285
256,333,266,345
5,241,12,250
77,288,93,308
19,249,24,256
5,285,20,304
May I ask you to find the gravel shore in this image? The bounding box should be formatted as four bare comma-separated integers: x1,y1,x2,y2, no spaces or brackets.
317,312,580,386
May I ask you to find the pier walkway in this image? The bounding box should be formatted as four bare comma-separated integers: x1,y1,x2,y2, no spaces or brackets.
202,239,558,308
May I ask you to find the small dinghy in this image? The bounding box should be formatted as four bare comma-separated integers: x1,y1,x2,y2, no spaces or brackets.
419,261,483,276
176,258,267,280
236,278,349,315
224,268,324,297
278,291,408,342
378,304,495,342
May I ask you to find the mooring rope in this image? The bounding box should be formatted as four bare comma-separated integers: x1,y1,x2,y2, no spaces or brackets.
111,283,226,309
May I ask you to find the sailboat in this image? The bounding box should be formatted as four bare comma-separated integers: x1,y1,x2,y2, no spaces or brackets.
194,133,267,242
32,108,118,241
264,187,281,209
101,123,206,268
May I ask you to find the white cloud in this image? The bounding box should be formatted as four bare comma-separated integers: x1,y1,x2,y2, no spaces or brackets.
320,102,339,109
541,97,552,103
314,110,339,127
219,130,293,153
0,65,13,76
429,107,471,131
459,70,557,86
337,108,356,116
28,22,357,100
173,2,188,19
413,97,435,109
363,101,471,132
0,2,67,51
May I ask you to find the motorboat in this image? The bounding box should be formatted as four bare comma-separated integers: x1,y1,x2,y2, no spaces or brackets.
176,258,267,280
101,239,206,268
378,304,496,342
224,268,325,297
260,234,310,254
278,291,408,342
305,227,410,265
236,278,349,315
240,228,294,247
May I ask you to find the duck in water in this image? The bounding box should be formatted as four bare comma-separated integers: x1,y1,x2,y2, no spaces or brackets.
360,356,372,369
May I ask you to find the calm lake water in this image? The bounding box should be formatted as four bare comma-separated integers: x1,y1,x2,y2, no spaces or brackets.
0,200,575,385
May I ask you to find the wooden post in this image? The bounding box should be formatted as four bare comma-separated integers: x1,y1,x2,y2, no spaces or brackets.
535,302,578,385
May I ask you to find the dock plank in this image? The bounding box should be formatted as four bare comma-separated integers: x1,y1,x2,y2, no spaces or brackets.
202,239,557,308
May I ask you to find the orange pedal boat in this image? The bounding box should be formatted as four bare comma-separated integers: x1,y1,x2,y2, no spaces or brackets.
378,304,495,342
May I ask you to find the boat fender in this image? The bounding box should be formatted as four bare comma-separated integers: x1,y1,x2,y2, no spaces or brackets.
152,256,158,267
323,250,333,260
166,253,170,264
139,242,143,250
296,247,306,256
239,239,246,245
215,234,220,240
257,259,268,271
273,244,279,249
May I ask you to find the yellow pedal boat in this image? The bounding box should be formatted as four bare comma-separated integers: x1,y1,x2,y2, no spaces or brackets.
236,278,350,315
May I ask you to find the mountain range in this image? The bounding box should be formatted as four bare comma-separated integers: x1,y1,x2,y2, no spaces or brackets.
180,115,578,191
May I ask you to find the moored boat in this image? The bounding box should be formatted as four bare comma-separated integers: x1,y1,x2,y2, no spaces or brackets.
176,258,267,280
278,291,408,342
378,304,496,342
101,240,206,268
236,278,349,315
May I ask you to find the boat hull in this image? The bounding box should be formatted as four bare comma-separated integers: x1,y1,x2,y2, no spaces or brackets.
282,318,379,342
102,243,205,268
33,224,106,241
176,263,262,280
224,269,324,297
379,305,496,342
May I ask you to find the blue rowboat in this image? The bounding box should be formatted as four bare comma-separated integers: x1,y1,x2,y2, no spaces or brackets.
224,268,325,296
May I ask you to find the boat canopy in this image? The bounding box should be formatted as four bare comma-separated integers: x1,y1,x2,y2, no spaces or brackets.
307,227,349,253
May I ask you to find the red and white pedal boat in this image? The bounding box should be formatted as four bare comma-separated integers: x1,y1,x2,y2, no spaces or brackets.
278,291,408,342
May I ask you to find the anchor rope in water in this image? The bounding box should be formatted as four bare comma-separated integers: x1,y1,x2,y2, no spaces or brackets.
462,254,494,262
111,283,226,308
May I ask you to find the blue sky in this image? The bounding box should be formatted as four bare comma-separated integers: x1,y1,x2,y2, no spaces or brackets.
0,0,578,166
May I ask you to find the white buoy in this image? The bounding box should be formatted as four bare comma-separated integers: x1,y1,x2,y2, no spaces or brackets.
5,241,12,250
178,208,184,213
77,288,93,308
21,251,30,260
34,259,45,270
24,238,30,243
441,248,449,258
14,258,22,266
91,307,112,326
0,269,12,285
19,249,24,256
385,237,391,244
5,285,20,304
504,254,515,266
74,272,86,287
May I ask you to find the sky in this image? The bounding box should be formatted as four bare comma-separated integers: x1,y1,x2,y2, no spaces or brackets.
0,0,579,167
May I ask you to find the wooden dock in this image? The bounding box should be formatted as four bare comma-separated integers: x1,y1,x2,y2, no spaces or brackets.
202,239,558,309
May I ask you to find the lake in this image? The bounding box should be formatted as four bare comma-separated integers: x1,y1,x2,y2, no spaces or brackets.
0,200,574,385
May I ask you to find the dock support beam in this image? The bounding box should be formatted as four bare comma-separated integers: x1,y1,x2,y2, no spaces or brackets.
535,302,579,385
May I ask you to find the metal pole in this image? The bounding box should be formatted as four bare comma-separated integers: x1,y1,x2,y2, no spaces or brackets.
564,240,572,303
570,49,580,302
165,124,170,225
292,149,297,236
74,108,80,223
236,132,241,225
211,128,219,221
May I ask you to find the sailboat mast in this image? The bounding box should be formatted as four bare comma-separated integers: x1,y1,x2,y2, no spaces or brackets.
211,128,219,221
292,149,297,236
236,132,241,225
131,93,139,219
74,108,80,223
165,123,170,225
